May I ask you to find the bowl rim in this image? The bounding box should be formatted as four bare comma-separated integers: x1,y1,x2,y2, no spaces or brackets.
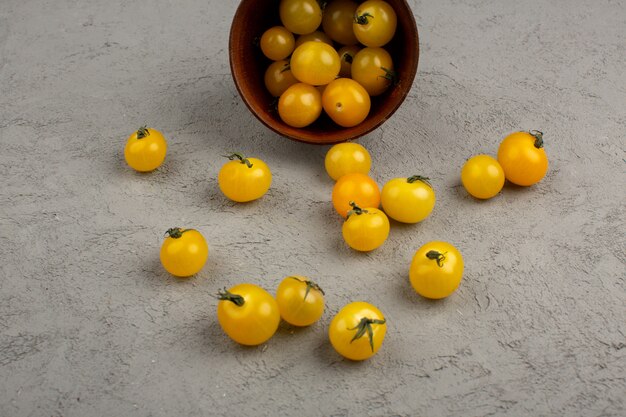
229,0,419,145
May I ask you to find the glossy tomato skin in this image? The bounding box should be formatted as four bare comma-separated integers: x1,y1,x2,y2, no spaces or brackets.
260,26,295,61
353,0,397,47
324,142,371,181
461,155,505,199
124,127,167,172
290,42,341,86
332,173,381,218
381,176,435,224
294,30,333,48
218,155,272,202
217,284,280,346
409,241,464,299
264,60,298,97
351,47,394,96
342,207,390,251
337,45,361,78
329,301,386,361
322,78,371,128
321,0,359,46
278,83,322,127
275,276,325,326
279,0,323,35
497,131,548,186
160,228,208,277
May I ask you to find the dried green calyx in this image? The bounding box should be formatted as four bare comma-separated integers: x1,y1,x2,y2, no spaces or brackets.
224,153,253,168
164,228,191,239
349,317,386,352
288,276,325,301
354,12,373,25
426,250,447,267
530,130,544,148
137,125,150,139
407,175,432,187
346,201,368,218
380,67,398,85
217,288,245,307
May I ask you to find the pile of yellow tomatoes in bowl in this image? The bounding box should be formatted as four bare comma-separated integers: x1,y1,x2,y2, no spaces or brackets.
260,0,398,128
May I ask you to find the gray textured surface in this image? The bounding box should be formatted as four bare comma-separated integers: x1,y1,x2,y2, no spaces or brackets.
1,0,625,415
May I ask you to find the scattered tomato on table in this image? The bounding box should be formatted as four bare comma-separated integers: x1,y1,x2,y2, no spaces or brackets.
381,175,435,224
342,202,390,251
332,172,381,218
160,228,208,277
409,241,464,299
275,276,325,326
218,153,272,202
124,126,167,172
497,130,548,186
324,142,372,181
461,155,505,199
329,301,387,361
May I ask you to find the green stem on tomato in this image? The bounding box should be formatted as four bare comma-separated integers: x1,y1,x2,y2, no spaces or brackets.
426,250,447,267
217,288,245,307
348,317,386,352
379,67,398,85
164,227,191,239
346,201,368,218
530,130,544,148
288,276,325,300
223,153,253,168
354,12,373,25
136,125,150,139
407,175,432,187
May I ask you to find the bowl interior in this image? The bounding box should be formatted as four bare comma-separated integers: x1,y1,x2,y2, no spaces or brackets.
229,0,419,144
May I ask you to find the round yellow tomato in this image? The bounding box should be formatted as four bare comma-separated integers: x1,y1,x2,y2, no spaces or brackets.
497,131,548,186
290,42,341,86
260,26,295,61
264,60,298,97
381,175,435,224
337,45,361,78
294,30,333,48
324,142,371,181
342,203,390,251
279,0,323,35
351,47,395,96
322,78,371,127
353,0,397,47
124,126,167,172
160,228,208,277
332,173,381,218
217,284,280,346
461,155,505,199
409,241,464,299
218,153,272,202
275,276,325,326
321,0,359,46
329,301,386,361
278,83,322,127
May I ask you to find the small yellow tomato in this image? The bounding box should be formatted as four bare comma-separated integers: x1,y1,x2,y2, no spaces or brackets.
264,60,298,97
159,228,208,277
278,82,323,127
321,0,359,46
217,284,280,346
275,276,325,326
124,126,167,172
409,241,464,299
381,175,435,224
322,78,371,127
260,26,295,61
329,301,386,361
279,0,323,35
218,153,272,202
353,0,397,47
351,47,395,96
342,203,390,251
290,42,341,86
324,142,371,181
497,130,549,186
461,155,505,199
332,173,381,218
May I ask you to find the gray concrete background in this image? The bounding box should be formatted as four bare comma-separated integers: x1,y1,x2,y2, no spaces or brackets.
0,0,624,415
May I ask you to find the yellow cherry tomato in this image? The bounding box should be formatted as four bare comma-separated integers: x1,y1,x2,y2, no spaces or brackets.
381,175,435,224
218,153,272,202
278,82,323,127
279,0,323,35
321,0,359,46
351,47,395,96
260,26,295,61
353,0,397,47
342,203,390,251
322,78,371,127
159,228,208,277
337,45,361,78
497,130,549,186
409,241,464,299
324,142,371,180
217,284,280,346
329,301,386,361
264,60,298,97
124,126,167,172
275,276,325,326
461,155,505,199
294,30,333,48
332,173,381,218
290,41,341,86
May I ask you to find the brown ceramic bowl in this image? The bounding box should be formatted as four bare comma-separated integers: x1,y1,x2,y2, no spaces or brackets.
229,0,419,144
